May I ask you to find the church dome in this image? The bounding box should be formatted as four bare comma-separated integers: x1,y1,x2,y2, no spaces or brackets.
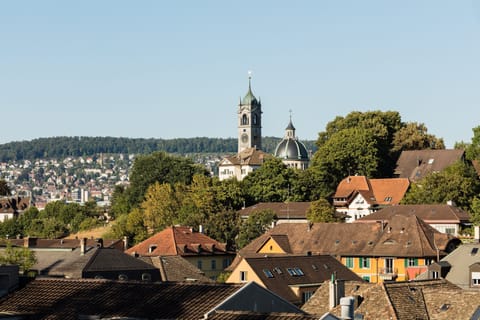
274,138,309,160
274,119,309,160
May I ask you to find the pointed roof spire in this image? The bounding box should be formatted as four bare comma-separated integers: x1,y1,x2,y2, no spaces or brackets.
242,71,258,105
286,109,296,131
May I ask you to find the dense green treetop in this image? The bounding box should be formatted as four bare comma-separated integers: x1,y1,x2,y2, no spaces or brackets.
401,160,480,211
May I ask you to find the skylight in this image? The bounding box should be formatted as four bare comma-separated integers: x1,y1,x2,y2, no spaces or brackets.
286,267,304,276
263,269,274,278
274,267,283,274
471,247,479,256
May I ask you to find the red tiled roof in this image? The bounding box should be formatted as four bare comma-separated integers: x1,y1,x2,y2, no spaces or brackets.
333,176,409,206
125,226,232,257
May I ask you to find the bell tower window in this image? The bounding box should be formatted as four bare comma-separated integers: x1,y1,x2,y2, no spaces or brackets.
242,114,249,125
253,114,257,125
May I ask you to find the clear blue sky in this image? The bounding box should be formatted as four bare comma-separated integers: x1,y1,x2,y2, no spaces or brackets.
1,1,479,148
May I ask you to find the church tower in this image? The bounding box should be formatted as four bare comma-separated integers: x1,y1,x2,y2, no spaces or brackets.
238,75,262,153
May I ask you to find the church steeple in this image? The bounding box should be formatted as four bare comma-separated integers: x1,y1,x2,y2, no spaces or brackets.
238,73,262,153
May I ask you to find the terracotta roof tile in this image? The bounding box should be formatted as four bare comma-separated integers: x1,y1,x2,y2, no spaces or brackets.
125,226,233,257
333,176,409,206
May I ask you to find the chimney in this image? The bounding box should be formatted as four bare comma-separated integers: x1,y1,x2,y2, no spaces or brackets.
123,236,128,251
329,276,345,309
199,225,204,234
80,238,87,255
340,296,355,320
474,226,480,243
96,238,104,248
23,237,37,248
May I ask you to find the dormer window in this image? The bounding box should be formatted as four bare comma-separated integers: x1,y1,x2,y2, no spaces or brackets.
471,272,480,286
148,244,157,253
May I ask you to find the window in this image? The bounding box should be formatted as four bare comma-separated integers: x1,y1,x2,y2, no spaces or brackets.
118,274,128,281
472,272,480,286
242,114,248,125
362,276,370,282
302,291,314,303
294,267,304,276
142,273,152,281
240,271,247,282
274,267,283,274
223,258,231,269
385,258,394,273
345,257,354,268
211,260,216,270
405,258,418,267
263,269,274,278
359,257,370,269
471,248,479,256
286,267,304,276
445,228,455,235
148,244,157,253
431,271,439,279
197,260,203,270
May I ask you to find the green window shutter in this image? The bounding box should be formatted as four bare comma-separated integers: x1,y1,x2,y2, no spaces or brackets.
404,258,408,267
414,258,418,266
366,258,370,268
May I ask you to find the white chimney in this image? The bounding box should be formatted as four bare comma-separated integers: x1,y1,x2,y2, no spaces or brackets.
80,238,87,255
340,296,355,320
474,226,480,243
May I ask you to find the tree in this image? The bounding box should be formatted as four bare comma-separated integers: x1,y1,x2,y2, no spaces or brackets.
141,182,180,233
236,209,276,249
392,122,445,152
242,158,295,204
0,241,37,274
205,209,240,250
470,197,480,227
401,161,480,210
127,151,209,207
306,198,339,223
465,126,480,161
311,111,404,195
0,179,11,196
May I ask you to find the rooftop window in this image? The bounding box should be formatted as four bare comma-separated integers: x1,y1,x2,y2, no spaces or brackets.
263,269,274,278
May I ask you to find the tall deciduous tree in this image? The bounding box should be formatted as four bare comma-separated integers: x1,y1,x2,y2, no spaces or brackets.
127,151,208,207
392,122,445,152
306,198,339,223
311,111,403,195
236,209,276,249
401,161,480,210
242,158,295,204
141,182,180,233
465,126,480,161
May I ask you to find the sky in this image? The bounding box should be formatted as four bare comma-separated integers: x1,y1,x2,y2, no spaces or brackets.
1,1,479,148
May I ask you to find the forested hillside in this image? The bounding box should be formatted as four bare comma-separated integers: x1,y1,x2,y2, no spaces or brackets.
0,136,317,161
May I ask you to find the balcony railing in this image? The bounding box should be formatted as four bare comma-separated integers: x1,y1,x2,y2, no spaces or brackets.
379,267,398,280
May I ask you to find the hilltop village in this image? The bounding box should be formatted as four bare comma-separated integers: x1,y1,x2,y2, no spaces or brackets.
1,79,480,319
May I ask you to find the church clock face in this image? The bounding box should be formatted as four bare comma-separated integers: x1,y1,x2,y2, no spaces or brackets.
241,133,249,143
